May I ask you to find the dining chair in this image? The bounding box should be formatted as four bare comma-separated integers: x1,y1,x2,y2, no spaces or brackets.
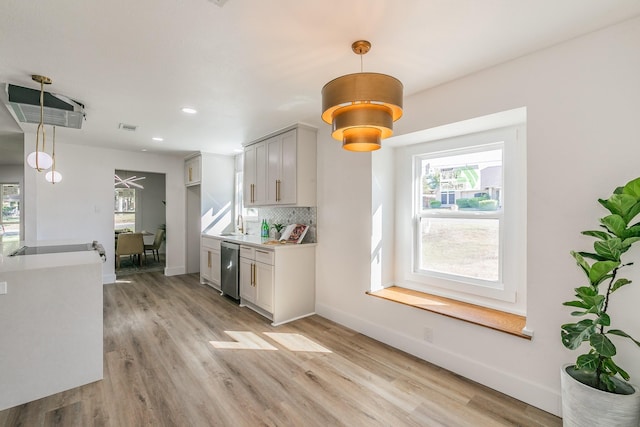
115,232,145,268
144,228,165,262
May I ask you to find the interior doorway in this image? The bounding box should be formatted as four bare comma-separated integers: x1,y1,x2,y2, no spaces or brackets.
114,169,166,275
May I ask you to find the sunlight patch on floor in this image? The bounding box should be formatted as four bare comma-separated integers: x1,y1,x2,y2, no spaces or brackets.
209,331,277,350
264,333,332,353
209,331,332,353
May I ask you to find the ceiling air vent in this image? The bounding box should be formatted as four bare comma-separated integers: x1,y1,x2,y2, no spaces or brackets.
4,83,85,129
118,123,137,132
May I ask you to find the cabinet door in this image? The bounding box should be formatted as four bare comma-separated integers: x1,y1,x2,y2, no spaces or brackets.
266,130,296,205
239,257,255,303
185,156,201,186
278,130,297,204
254,142,267,205
243,142,267,206
210,249,221,286
200,248,212,282
243,145,256,206
266,135,281,203
255,261,274,313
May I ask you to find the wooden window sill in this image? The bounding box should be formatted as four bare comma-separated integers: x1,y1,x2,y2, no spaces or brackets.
367,286,531,340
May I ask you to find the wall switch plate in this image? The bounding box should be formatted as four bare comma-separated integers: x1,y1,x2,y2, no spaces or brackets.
0,281,7,295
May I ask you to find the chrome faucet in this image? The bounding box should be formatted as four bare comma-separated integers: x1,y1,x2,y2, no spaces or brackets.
237,214,244,234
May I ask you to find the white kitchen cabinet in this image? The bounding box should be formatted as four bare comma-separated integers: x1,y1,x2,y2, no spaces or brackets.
243,141,267,206
266,130,297,204
237,241,315,325
254,249,274,312
185,154,201,186
239,245,273,313
243,123,317,207
239,256,255,302
200,236,221,290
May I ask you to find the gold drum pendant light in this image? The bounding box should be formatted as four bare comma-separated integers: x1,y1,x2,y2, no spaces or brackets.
321,40,403,152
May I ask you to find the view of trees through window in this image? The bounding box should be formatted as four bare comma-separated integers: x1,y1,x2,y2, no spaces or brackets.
0,183,20,243
114,188,136,231
417,146,503,282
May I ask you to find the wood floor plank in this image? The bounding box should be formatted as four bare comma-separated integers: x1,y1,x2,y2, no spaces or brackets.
0,272,561,427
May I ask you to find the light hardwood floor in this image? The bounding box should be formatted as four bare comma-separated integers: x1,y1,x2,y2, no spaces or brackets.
0,272,561,426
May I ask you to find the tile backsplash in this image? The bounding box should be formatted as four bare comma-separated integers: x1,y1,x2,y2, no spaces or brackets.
244,207,317,242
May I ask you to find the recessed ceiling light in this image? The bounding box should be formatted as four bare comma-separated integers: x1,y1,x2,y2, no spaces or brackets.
141,149,148,152
152,137,164,142
181,107,197,114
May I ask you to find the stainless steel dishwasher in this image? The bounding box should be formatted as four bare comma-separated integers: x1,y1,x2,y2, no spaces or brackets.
220,241,240,300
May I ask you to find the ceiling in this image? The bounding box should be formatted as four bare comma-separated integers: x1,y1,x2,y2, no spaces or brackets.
1,0,639,159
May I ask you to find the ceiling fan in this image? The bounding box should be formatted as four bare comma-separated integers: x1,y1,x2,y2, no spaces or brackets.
114,174,145,189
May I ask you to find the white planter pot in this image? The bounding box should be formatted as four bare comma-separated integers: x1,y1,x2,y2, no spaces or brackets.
561,364,640,427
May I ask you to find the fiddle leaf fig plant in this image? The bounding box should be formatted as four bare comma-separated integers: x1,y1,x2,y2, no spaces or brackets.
561,176,640,393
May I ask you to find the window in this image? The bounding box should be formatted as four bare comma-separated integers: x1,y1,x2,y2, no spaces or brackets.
0,183,20,243
407,126,526,311
114,188,136,231
417,145,503,283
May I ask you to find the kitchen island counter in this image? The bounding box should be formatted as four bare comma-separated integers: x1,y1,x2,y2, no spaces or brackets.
0,240,103,411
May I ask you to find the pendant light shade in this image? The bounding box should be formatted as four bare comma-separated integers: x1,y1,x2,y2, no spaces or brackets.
26,151,53,170
321,40,403,152
45,170,62,184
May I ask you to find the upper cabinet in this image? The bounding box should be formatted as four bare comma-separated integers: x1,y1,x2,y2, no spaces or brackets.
185,154,202,186
243,124,317,207
243,141,268,205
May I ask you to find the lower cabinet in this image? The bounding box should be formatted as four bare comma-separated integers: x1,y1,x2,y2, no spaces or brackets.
200,236,221,290
239,243,315,325
239,246,274,314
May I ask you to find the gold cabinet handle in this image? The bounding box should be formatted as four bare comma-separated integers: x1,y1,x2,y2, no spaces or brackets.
251,183,255,203
189,166,193,182
207,251,211,268
251,263,256,286
276,179,282,201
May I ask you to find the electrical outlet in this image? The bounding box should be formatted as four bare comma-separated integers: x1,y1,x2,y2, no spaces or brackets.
423,327,433,343
0,281,7,295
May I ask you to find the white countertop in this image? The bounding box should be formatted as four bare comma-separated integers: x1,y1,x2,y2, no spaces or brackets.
0,240,103,273
202,233,316,250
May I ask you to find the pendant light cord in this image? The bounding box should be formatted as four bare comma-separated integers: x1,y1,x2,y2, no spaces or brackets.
51,126,56,183
35,78,46,171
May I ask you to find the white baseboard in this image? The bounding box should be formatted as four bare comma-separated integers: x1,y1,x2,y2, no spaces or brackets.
164,266,185,276
315,302,561,417
102,274,116,284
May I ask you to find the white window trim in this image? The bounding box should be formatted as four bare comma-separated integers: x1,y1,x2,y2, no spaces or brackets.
396,125,527,315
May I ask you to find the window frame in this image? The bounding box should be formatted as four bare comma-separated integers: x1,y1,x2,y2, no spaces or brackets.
114,187,137,231
403,125,526,312
1,183,21,241
413,142,505,290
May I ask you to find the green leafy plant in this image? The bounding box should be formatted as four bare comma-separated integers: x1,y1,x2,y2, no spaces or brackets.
561,176,640,393
271,223,285,233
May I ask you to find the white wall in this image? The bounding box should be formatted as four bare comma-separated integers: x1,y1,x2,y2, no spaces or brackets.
316,16,640,416
24,141,185,283
0,165,21,183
